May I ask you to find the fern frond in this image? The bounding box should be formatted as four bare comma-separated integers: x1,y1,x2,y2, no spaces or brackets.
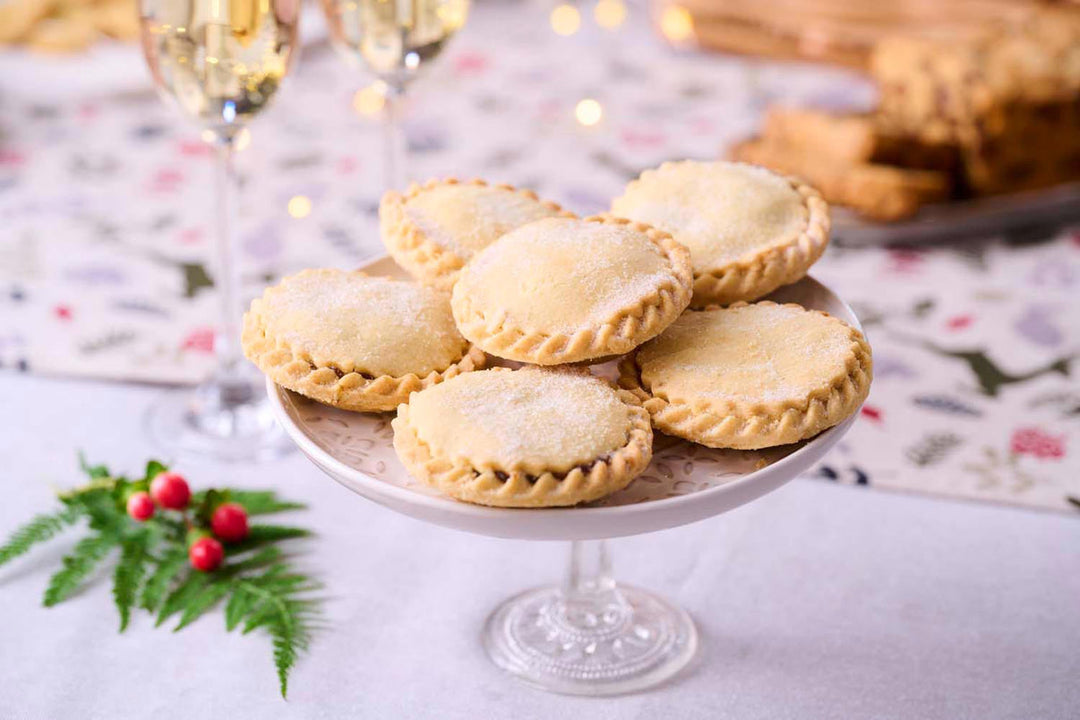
230,573,316,698
0,506,82,568
229,491,306,516
271,615,302,698
113,536,149,631
155,572,210,626
227,546,284,573
238,566,291,634
228,525,310,554
173,582,232,631
225,583,257,631
139,548,188,612
13,460,321,699
78,453,111,480
43,533,117,606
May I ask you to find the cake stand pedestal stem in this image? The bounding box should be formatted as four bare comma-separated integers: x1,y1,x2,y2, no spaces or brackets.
561,540,631,635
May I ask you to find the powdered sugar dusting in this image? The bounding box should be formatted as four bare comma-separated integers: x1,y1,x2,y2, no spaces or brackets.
461,217,674,332
639,303,853,404
612,161,805,269
262,270,466,377
406,184,562,258
409,367,630,473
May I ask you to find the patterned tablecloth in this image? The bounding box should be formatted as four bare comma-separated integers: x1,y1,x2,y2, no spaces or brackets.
0,1,1076,512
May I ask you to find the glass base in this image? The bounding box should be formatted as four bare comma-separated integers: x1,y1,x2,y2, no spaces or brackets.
483,584,698,696
146,375,293,463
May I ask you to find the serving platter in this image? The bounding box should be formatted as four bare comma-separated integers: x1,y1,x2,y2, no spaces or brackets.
832,182,1080,246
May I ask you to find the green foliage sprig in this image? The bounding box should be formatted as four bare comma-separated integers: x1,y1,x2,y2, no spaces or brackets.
0,456,322,698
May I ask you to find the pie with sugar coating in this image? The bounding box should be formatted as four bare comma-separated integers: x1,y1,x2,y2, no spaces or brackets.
619,301,872,449
451,214,694,365
391,366,653,507
611,160,830,307
380,177,574,290
242,269,486,412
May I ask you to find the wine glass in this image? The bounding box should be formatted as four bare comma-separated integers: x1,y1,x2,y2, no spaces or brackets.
320,0,469,189
139,0,300,461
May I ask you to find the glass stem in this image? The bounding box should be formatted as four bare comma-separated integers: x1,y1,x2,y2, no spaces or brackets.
212,137,243,382
382,82,407,191
560,540,629,630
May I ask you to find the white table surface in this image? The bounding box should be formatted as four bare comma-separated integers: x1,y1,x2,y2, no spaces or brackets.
2,373,1078,719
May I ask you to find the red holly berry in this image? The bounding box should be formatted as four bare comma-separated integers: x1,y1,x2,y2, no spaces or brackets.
126,492,155,521
150,471,191,510
189,537,224,572
211,503,249,543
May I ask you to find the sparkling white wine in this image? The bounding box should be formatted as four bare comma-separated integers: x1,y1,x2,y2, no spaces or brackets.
322,0,468,85
140,0,299,140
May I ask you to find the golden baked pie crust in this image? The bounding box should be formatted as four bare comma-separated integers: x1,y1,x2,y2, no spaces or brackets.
391,368,654,507
451,215,694,365
379,177,574,290
618,301,872,449
242,271,487,413
612,161,831,307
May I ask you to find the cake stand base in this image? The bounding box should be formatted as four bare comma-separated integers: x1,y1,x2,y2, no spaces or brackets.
482,541,697,695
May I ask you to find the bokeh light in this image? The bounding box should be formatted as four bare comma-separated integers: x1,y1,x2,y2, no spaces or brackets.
660,6,694,42
575,98,603,126
550,4,581,36
287,195,312,219
594,0,626,29
353,83,386,116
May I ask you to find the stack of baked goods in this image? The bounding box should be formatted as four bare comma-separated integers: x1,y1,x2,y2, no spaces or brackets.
730,107,959,221
243,163,873,508
729,7,1080,221
0,0,138,52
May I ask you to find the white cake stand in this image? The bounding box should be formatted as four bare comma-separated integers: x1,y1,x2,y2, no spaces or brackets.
267,256,863,696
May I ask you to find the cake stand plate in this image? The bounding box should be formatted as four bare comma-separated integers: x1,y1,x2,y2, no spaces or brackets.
267,255,864,695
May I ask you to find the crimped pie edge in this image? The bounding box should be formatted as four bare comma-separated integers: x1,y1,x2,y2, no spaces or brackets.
379,177,575,291
241,296,488,413
450,214,695,365
617,301,872,449
390,368,654,507
614,160,832,307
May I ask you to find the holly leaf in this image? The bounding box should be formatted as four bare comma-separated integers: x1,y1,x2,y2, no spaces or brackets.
113,535,150,631
43,533,117,606
0,506,82,568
